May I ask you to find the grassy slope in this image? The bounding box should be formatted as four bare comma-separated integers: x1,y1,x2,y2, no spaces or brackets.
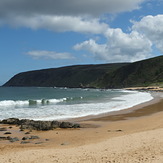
93,55,163,88
3,63,128,88
3,56,163,88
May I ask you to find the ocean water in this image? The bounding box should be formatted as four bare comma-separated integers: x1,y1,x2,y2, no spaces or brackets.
0,87,153,121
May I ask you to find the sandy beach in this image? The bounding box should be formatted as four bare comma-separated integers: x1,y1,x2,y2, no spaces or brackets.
0,92,163,163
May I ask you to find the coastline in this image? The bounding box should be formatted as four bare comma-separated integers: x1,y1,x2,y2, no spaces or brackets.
67,91,162,122
0,91,163,162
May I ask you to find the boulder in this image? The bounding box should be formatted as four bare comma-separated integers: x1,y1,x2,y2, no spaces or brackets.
1,118,20,125
21,141,30,144
9,137,19,142
4,132,12,135
30,135,40,139
51,121,61,128
0,127,7,131
60,122,74,128
21,121,53,131
0,136,8,140
22,136,29,140
1,118,80,131
72,123,80,128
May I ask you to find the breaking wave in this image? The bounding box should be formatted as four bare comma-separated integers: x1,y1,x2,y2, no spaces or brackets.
0,87,154,121
0,98,67,108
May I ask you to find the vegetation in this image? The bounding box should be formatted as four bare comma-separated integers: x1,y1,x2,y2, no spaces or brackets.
92,55,163,88
3,55,163,88
3,63,128,88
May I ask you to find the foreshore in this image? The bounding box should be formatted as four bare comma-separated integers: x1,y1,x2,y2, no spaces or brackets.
0,92,163,163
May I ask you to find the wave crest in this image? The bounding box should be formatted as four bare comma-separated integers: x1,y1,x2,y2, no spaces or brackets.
0,98,66,107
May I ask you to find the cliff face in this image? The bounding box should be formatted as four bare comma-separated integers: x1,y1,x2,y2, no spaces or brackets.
3,55,163,88
3,63,127,88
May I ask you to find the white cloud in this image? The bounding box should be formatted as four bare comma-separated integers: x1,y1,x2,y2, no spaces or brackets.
74,14,163,62
2,0,161,63
74,28,152,62
26,50,74,60
132,15,163,52
1,15,108,34
0,0,145,33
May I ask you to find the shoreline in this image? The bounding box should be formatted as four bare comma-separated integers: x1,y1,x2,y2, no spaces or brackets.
0,88,154,121
0,91,163,162
67,91,162,123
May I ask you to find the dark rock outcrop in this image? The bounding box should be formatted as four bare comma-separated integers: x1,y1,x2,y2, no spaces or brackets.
0,136,19,142
0,118,80,131
0,127,7,131
9,137,19,143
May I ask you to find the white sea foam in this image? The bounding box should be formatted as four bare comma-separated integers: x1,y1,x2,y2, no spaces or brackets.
32,91,153,120
0,98,66,108
0,90,153,121
0,100,29,107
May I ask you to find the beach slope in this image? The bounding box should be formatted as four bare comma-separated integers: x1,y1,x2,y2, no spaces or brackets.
0,98,163,163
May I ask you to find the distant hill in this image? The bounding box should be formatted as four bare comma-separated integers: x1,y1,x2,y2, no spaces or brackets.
3,63,128,88
92,55,163,88
3,56,163,88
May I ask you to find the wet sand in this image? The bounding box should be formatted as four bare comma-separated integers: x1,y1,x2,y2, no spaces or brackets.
0,92,163,163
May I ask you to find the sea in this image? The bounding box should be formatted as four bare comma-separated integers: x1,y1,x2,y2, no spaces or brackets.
0,87,153,121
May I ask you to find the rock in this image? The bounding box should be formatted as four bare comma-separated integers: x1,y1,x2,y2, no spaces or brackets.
35,142,43,144
61,142,69,146
1,118,80,131
72,123,80,128
22,136,29,140
59,122,80,128
1,118,20,125
30,135,40,140
6,136,11,140
4,132,12,135
9,137,19,142
116,129,123,132
60,122,74,128
0,136,8,140
0,127,7,131
21,120,53,131
51,121,61,128
21,141,30,144
19,129,24,131
25,132,30,134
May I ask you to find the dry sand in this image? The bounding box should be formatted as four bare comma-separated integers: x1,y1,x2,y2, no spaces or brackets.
0,92,163,163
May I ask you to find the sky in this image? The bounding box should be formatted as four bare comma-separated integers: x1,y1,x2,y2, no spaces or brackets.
0,0,163,85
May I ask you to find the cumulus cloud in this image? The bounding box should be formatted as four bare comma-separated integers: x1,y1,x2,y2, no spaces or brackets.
74,28,152,62
132,15,163,52
74,14,163,62
26,50,74,60
1,0,161,63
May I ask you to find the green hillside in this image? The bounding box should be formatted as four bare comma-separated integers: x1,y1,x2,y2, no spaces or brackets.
3,63,128,88
93,55,163,88
3,56,163,88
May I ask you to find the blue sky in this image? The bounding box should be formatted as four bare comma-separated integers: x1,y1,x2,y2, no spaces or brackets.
0,0,163,85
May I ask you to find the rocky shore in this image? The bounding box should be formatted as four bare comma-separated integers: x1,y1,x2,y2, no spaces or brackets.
0,118,80,131
0,118,80,145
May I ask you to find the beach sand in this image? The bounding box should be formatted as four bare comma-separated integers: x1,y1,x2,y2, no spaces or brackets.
0,93,163,163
